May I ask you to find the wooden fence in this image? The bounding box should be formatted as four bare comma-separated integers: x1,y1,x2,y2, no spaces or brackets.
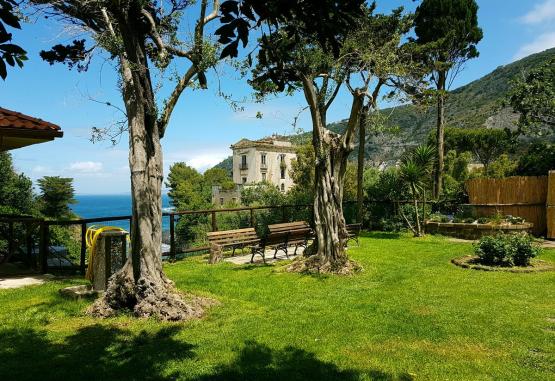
465,173,554,237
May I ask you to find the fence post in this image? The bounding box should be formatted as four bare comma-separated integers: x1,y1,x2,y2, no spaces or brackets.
281,206,286,222
25,221,33,267
7,221,14,262
169,214,175,261
80,222,87,275
211,211,217,232
250,208,255,227
39,222,49,274
547,171,555,239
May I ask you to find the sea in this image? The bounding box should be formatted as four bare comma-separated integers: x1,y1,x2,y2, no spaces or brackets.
72,194,174,232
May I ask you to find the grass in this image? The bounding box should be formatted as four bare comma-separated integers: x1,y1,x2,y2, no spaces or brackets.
1,232,554,381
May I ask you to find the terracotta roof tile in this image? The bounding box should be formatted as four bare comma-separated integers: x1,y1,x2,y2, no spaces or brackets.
0,107,61,132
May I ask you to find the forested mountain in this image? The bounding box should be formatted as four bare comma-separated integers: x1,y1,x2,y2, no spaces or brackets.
214,48,555,169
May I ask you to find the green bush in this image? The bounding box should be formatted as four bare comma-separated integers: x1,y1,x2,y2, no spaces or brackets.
474,233,541,267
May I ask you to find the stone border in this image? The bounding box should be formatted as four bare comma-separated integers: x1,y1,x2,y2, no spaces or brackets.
451,255,555,273
426,221,533,240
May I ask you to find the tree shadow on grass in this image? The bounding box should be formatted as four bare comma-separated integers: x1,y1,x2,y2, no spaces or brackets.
195,340,413,381
0,324,195,381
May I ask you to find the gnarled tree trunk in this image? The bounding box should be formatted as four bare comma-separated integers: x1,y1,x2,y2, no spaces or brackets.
292,76,364,273
90,11,204,321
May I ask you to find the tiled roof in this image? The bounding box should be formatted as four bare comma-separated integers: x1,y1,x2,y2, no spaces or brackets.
0,107,62,133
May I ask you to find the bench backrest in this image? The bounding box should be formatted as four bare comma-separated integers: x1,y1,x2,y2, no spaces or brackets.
266,221,313,245
207,227,258,246
346,223,362,235
268,221,311,234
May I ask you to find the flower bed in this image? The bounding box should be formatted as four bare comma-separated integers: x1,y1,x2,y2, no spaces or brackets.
425,220,533,240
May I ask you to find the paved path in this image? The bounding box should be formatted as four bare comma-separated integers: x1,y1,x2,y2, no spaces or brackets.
224,246,305,265
0,275,54,289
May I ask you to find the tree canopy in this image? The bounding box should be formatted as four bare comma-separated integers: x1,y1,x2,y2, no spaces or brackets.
0,0,27,79
507,58,555,136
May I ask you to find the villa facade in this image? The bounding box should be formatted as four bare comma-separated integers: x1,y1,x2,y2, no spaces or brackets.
212,136,298,206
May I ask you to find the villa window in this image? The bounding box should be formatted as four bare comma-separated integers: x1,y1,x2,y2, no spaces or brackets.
280,167,285,179
261,153,266,166
220,198,224,206
262,173,266,181
241,155,248,170
242,177,247,184
281,183,285,192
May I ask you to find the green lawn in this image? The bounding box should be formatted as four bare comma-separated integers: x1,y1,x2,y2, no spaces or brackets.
1,233,554,381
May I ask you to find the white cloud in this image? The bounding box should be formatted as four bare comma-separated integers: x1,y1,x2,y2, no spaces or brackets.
513,31,555,60
69,161,104,173
521,0,555,24
165,150,229,173
32,165,54,174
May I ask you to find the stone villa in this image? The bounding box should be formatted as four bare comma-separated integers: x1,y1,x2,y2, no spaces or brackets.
212,136,297,206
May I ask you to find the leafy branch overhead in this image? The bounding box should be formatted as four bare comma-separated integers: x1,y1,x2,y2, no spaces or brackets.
0,0,27,79
34,0,221,137
216,0,366,59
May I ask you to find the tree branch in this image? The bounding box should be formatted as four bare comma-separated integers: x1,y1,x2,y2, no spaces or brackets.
158,65,197,137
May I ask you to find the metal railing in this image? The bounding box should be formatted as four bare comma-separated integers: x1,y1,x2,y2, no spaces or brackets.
0,202,360,274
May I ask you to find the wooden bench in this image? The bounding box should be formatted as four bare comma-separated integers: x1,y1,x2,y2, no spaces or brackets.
207,228,260,257
250,221,314,262
346,223,362,246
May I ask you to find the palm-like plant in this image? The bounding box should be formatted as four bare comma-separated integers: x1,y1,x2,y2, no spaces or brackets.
411,145,436,222
399,145,436,236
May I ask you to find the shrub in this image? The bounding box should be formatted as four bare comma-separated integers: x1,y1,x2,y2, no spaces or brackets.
510,233,542,266
474,233,541,267
474,235,508,265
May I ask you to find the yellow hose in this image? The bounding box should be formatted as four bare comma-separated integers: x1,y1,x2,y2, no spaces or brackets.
85,226,129,281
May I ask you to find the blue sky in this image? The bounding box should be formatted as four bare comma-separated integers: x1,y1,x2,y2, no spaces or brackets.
2,0,555,195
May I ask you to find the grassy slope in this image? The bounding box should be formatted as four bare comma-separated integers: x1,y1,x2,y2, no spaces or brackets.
1,233,554,381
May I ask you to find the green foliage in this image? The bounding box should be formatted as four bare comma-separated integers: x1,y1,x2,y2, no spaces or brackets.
289,143,357,202
413,0,482,68
487,154,517,178
474,233,541,267
166,163,235,249
48,225,81,264
515,142,555,176
443,127,514,170
37,177,76,220
0,152,37,216
507,58,555,135
241,183,286,236
203,167,235,191
0,0,27,80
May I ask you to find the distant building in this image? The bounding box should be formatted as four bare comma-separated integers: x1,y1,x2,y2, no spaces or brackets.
211,135,298,205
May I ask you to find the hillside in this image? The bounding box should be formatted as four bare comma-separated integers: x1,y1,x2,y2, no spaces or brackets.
214,48,555,168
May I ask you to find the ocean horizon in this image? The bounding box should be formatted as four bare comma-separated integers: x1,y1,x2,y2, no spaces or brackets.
72,194,173,232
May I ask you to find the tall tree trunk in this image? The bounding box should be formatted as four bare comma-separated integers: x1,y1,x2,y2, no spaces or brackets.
295,76,363,273
90,12,201,320
412,184,421,237
357,105,368,224
433,71,446,199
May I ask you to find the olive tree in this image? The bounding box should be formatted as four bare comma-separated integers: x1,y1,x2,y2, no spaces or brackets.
32,0,221,320
218,2,421,272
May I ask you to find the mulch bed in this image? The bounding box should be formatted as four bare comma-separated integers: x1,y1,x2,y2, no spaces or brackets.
451,255,555,273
